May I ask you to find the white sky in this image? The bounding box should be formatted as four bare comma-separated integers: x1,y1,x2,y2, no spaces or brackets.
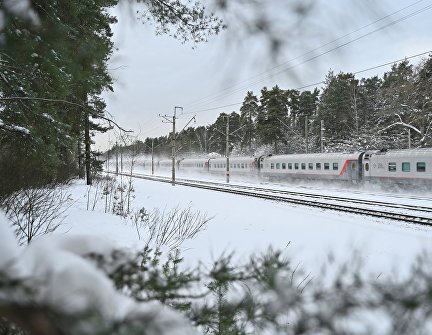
96,0,432,150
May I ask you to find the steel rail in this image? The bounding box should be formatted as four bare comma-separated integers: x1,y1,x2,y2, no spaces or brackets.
176,177,432,214
111,172,432,226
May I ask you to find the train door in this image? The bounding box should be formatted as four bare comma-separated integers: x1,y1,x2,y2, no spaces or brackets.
361,152,372,181
357,152,365,181
347,160,356,182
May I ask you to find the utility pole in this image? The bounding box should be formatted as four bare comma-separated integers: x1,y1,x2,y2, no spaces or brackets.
151,138,155,175
249,109,253,156
120,146,123,173
213,113,248,183
225,116,230,183
204,128,207,153
115,141,119,175
305,116,308,154
320,120,325,153
159,106,182,185
408,128,411,149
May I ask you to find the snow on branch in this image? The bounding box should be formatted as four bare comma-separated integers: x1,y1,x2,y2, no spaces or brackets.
0,214,197,335
1,0,40,27
0,96,133,133
378,113,421,135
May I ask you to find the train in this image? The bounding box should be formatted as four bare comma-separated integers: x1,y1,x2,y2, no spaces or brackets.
143,148,432,186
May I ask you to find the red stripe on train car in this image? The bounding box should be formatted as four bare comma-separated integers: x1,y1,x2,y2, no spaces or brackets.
339,160,350,176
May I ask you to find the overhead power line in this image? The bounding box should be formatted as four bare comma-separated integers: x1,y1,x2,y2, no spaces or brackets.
185,49,432,115
184,1,432,111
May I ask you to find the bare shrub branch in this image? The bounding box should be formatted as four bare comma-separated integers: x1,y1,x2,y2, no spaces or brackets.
1,186,72,245
132,203,212,250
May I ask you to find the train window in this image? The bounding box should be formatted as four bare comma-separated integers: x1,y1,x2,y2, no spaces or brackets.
316,163,321,170
351,162,356,170
271,163,274,169
365,163,369,171
241,163,245,169
333,163,338,170
417,162,426,172
276,163,280,169
295,163,299,170
388,162,397,172
282,163,286,169
260,163,263,169
301,163,306,170
288,163,292,169
308,163,313,170
402,162,410,172
324,163,330,170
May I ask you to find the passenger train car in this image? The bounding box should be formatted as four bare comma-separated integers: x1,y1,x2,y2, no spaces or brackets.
259,152,361,182
362,149,432,184
147,148,432,186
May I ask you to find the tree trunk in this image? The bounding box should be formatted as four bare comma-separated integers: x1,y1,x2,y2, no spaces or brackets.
84,109,92,185
78,137,85,179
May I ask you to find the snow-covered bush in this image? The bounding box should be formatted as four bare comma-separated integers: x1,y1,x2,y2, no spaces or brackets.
0,219,197,335
2,211,432,334
85,177,211,251
0,186,72,245
131,204,212,251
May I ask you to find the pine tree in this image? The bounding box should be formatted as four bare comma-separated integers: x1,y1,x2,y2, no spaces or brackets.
239,91,259,155
318,71,358,149
256,86,288,153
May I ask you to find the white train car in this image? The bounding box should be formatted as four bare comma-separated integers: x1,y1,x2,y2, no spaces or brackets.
209,156,256,175
260,152,362,182
141,158,154,173
363,148,432,185
178,158,209,173
157,159,173,169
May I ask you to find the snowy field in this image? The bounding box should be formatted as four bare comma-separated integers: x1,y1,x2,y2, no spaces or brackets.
2,167,432,333
60,166,432,279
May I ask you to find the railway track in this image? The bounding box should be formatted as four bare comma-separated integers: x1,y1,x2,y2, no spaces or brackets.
111,172,432,227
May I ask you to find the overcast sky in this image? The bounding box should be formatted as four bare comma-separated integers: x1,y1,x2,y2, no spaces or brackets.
96,0,432,150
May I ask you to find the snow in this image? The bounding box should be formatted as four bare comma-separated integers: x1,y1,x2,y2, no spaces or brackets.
0,120,30,135
3,0,40,26
2,169,432,332
0,218,20,270
0,212,197,334
56,172,432,279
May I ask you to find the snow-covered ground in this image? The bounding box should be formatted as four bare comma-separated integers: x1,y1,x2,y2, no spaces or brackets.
61,167,432,279
2,165,432,333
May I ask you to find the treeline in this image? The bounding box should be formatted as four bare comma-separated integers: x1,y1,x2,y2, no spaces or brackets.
0,1,222,196
129,56,432,158
0,1,117,195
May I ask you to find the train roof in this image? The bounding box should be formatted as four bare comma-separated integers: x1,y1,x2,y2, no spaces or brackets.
367,148,432,158
210,156,255,162
179,157,209,162
263,152,361,161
